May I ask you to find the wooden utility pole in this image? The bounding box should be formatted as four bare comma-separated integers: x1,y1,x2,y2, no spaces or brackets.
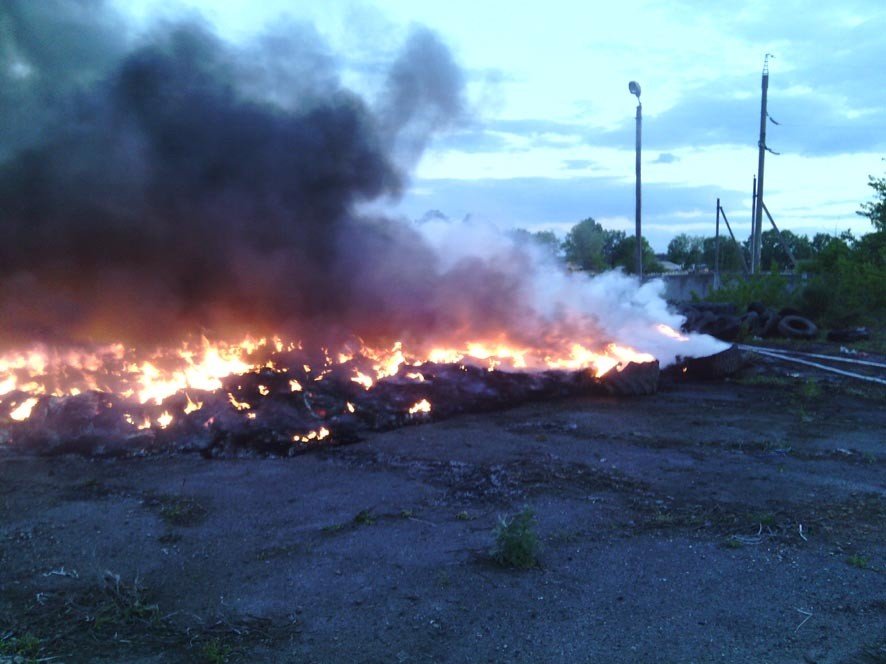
635,99,643,279
714,198,721,288
752,56,771,273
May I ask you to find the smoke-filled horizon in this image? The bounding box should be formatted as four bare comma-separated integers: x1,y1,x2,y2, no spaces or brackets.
0,0,724,366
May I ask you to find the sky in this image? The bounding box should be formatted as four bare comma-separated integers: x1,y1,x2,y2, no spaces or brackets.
117,0,886,251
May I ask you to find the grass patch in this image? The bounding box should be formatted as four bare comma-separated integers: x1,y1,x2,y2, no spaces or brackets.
797,379,823,401
93,571,161,627
158,496,208,527
200,637,233,664
491,506,540,569
732,373,794,388
142,492,208,527
322,508,377,534
4,571,283,661
753,512,777,527
353,509,376,526
0,632,44,660
846,554,871,570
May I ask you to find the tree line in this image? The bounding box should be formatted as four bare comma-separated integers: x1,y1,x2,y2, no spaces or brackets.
512,219,662,274
515,166,886,278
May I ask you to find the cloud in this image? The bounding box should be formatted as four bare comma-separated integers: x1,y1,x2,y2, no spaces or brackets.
562,159,598,170
653,153,678,164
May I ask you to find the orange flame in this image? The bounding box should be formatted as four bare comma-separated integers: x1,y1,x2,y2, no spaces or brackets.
1,323,679,423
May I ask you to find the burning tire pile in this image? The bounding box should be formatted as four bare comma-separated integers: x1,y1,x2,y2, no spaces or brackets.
0,5,740,461
1,352,682,458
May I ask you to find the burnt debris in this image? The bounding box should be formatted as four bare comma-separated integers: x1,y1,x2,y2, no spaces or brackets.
1,358,669,458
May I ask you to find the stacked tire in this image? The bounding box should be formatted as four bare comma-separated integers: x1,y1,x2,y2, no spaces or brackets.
679,302,817,341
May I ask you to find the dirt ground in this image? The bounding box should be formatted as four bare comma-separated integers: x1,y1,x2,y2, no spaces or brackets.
1,360,884,663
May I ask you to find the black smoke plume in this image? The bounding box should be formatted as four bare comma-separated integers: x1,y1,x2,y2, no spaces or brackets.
0,1,468,348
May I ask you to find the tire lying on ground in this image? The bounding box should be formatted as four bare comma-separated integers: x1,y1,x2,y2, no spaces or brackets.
739,311,760,335
682,345,743,379
747,301,766,316
758,310,781,338
598,360,660,396
706,315,742,342
777,315,817,340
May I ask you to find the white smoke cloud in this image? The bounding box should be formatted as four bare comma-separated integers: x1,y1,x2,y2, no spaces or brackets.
416,217,727,367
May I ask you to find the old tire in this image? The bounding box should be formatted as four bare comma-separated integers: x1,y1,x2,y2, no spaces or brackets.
599,360,660,396
740,311,760,334
747,301,766,316
778,315,817,340
684,345,743,379
702,315,742,342
759,310,781,338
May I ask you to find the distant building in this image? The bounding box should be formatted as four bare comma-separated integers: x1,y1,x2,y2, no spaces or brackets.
656,260,682,273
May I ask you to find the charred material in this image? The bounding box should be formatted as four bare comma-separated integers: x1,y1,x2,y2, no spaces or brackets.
1,356,676,458
598,361,660,396
671,346,744,380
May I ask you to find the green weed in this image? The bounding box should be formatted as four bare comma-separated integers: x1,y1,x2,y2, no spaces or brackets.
200,638,232,664
491,506,540,569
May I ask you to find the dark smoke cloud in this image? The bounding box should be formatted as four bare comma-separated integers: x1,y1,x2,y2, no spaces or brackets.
0,1,467,348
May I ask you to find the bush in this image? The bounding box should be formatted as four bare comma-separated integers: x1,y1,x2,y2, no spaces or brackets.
491,506,540,569
801,232,886,326
706,272,794,311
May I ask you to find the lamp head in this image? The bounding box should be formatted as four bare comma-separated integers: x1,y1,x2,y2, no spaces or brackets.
628,81,641,98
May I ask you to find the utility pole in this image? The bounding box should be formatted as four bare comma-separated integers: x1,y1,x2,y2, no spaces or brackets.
629,81,643,279
750,175,756,271
752,55,771,273
714,198,721,289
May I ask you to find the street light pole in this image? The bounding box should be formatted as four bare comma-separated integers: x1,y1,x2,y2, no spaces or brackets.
629,81,643,279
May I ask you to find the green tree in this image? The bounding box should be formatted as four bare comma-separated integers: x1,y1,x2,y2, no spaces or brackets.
702,237,745,272
562,218,607,270
757,229,813,270
532,230,562,257
667,233,704,269
611,236,662,274
601,229,627,267
857,167,886,232
510,228,562,258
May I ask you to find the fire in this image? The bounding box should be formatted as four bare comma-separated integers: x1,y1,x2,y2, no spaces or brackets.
656,324,689,342
9,397,38,421
0,322,682,427
351,371,374,390
408,399,432,415
293,426,330,443
124,413,152,430
227,393,251,411
184,394,203,414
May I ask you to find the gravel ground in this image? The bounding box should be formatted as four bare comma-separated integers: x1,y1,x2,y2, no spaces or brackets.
1,368,884,663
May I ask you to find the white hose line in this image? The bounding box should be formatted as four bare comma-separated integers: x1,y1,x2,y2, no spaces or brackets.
739,346,886,386
737,344,886,370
